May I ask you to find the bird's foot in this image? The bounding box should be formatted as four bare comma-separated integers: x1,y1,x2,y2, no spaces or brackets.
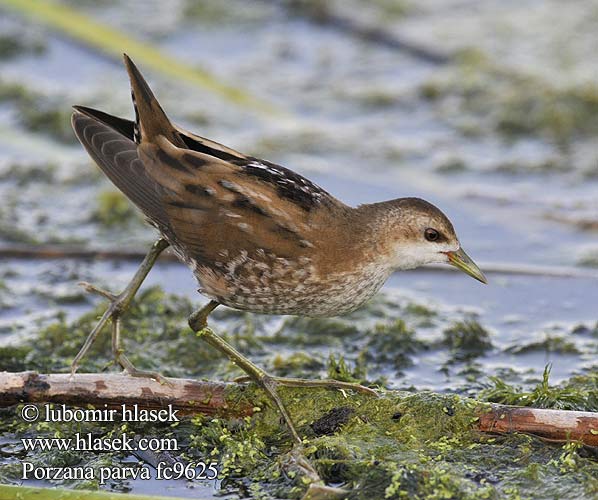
71,281,169,386
115,350,172,386
234,374,378,397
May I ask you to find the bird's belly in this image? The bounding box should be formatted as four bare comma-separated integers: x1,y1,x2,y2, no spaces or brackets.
193,254,392,317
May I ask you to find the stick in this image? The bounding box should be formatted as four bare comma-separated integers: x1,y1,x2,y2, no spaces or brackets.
477,405,598,446
1,372,597,446
2,246,597,279
0,245,179,262
0,371,252,417
272,0,450,64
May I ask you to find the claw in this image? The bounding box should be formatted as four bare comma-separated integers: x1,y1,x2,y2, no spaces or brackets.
280,445,320,483
78,281,117,301
128,368,173,387
70,240,169,383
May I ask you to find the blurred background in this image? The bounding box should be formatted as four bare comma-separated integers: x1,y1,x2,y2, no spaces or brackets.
0,0,597,418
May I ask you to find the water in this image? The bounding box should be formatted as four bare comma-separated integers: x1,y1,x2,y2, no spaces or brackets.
0,1,597,497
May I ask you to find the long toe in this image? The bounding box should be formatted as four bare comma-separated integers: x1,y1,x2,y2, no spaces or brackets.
126,368,172,387
117,353,172,386
234,375,378,397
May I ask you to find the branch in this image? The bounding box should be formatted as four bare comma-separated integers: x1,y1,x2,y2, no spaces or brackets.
3,246,597,279
2,372,597,446
0,245,179,262
0,371,252,417
477,405,598,446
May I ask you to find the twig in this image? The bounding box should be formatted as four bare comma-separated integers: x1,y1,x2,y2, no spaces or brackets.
477,405,598,446
427,261,598,279
272,0,450,64
2,245,597,279
0,371,252,417
2,371,597,446
0,245,179,262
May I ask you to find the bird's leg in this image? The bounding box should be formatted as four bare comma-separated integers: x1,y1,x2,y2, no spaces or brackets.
71,238,170,383
189,301,303,445
110,311,170,385
188,302,378,446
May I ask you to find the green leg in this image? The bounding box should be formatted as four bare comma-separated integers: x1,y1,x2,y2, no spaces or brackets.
189,301,303,445
188,302,378,446
71,238,170,383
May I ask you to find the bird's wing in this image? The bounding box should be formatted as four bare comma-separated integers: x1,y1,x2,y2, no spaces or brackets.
137,137,344,266
71,107,171,233
73,54,347,269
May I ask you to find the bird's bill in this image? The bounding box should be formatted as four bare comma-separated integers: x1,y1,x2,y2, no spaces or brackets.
445,248,487,284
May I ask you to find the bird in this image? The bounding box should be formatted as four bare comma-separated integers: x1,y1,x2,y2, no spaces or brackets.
70,54,487,445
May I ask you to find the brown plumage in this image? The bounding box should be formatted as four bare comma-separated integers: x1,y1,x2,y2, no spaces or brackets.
71,55,486,318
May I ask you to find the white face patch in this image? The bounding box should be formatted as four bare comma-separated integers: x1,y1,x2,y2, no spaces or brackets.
392,241,459,270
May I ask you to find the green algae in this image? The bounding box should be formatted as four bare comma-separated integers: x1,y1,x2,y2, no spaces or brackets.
1,287,597,498
364,320,427,371
0,197,40,245
0,288,598,499
506,335,581,356
0,162,57,185
419,54,598,148
182,0,272,25
327,354,370,386
578,249,598,268
0,31,45,60
480,365,598,412
442,320,493,362
272,352,325,378
0,79,75,144
19,100,77,144
0,484,190,500
93,190,140,227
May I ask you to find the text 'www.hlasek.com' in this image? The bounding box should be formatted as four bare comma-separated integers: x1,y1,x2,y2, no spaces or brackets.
19,403,218,484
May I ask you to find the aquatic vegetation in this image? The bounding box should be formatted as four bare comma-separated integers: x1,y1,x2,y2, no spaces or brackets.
420,54,598,148
1,287,596,497
19,99,77,144
182,0,272,24
0,80,75,143
93,190,139,227
479,365,598,412
0,1,597,498
0,31,45,60
365,319,427,371
0,162,57,185
442,320,493,360
0,198,40,244
578,248,598,268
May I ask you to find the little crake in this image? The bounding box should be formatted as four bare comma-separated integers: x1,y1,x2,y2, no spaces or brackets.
70,54,486,445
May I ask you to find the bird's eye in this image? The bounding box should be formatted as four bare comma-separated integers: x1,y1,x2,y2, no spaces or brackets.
424,228,440,242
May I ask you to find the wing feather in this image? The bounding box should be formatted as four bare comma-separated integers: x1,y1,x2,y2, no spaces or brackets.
71,109,170,232
137,139,332,263
73,106,346,270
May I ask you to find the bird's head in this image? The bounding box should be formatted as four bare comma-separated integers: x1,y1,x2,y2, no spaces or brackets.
382,198,487,283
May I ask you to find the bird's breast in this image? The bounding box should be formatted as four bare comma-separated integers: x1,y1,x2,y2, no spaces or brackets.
191,248,392,317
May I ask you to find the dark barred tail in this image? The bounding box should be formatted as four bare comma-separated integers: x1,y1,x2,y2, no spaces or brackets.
122,54,185,147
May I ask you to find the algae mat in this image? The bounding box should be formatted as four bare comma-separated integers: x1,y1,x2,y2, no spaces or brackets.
0,289,597,499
